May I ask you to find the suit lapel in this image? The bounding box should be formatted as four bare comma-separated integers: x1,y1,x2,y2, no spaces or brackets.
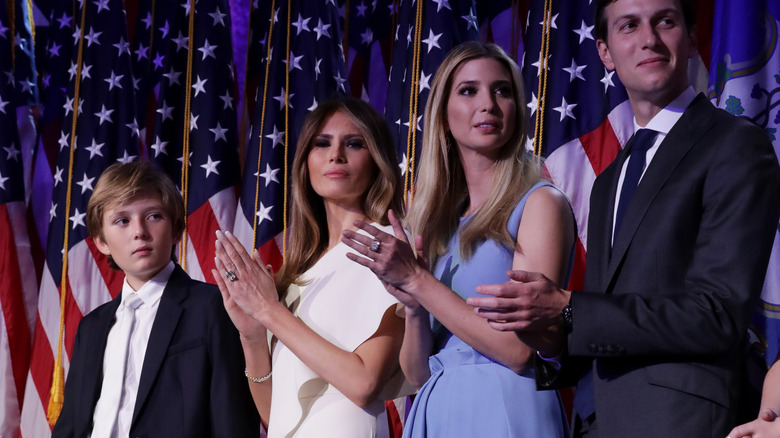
131,265,189,424
589,157,625,292
606,95,715,283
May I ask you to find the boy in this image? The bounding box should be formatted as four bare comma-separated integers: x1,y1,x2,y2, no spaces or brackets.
52,161,259,437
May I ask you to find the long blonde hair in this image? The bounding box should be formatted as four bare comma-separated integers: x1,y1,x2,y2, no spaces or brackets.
276,97,404,292
406,42,540,263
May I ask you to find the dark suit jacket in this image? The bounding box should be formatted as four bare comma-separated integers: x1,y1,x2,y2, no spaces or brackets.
538,95,780,437
52,265,260,438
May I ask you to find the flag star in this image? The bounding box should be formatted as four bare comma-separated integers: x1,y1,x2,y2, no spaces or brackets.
257,163,280,187
84,27,102,46
265,125,285,148
422,29,442,53
132,76,141,91
72,25,81,42
273,88,294,109
43,74,51,88
573,20,595,44
57,12,72,29
406,26,413,47
104,71,124,90
419,71,432,93
63,96,75,115
113,36,130,56
540,12,559,30
93,0,110,13
531,52,551,76
462,8,478,31
308,96,318,111
54,167,64,185
333,71,346,91
200,155,221,178
181,0,193,16
0,172,8,191
135,43,149,60
4,144,20,161
360,28,373,45
76,173,96,194
209,122,229,142
286,51,304,72
192,75,208,97
527,93,539,116
178,152,194,167
313,18,331,40
70,208,87,229
0,96,7,114
49,41,62,57
601,68,616,92
157,100,175,121
152,53,165,70
190,113,200,131
314,58,323,79
553,97,577,121
256,202,273,224
209,7,227,26
403,115,423,131
4,70,13,85
20,78,35,93
151,136,169,156
58,131,70,150
94,104,114,125
291,13,311,35
85,139,105,158
172,31,189,52
431,0,451,12
163,67,182,86
81,63,93,79
116,150,136,164
356,1,368,16
219,90,234,110
563,59,587,82
141,11,153,29
125,118,140,136
198,39,218,60
49,202,57,220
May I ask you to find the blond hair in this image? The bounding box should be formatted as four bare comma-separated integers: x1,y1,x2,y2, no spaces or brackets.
406,41,541,262
276,97,404,292
87,161,185,269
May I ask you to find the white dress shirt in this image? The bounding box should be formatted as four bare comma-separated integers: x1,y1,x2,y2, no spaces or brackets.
90,262,174,438
611,87,697,243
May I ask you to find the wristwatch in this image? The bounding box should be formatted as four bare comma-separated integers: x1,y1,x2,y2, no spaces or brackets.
561,300,573,334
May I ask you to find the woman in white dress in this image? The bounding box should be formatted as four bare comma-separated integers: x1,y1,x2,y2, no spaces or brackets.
211,97,406,437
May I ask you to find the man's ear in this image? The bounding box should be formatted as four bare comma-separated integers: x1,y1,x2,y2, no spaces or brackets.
94,235,111,256
687,26,698,59
597,39,615,71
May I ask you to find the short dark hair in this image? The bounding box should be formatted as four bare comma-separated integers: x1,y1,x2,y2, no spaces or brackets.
594,0,697,42
87,161,185,269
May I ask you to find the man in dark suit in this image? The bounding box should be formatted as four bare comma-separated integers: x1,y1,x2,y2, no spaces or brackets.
467,0,780,436
52,162,259,438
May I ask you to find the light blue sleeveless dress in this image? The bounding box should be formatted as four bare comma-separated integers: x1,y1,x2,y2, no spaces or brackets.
403,181,571,438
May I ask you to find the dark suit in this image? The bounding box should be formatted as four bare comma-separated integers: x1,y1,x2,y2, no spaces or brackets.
538,95,780,437
52,265,260,438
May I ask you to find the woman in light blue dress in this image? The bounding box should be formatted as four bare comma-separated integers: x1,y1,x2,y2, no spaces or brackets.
342,42,575,437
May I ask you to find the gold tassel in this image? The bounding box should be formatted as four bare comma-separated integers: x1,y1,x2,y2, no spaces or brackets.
46,363,65,425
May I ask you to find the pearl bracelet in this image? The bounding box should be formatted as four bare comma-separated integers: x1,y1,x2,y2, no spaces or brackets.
245,368,272,383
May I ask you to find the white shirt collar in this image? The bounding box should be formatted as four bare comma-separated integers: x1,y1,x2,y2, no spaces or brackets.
633,86,697,135
120,261,175,308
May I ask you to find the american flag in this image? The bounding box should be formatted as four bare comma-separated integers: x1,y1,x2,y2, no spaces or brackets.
0,3,37,435
384,0,479,200
708,0,780,367
234,0,348,271
134,0,241,281
522,0,632,291
344,0,395,110
19,0,139,435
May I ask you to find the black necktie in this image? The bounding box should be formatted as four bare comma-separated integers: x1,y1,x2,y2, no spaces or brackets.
614,129,657,237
